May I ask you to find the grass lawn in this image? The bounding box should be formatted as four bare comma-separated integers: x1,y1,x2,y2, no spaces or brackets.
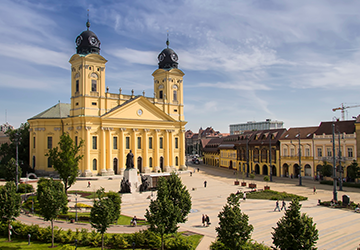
56,213,147,226
246,190,307,201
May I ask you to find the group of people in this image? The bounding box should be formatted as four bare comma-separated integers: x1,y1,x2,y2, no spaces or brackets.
130,216,137,226
202,214,210,227
274,200,287,212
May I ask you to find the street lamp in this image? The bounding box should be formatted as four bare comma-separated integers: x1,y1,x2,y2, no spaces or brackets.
297,133,302,186
269,133,273,182
75,192,78,222
14,132,21,191
332,124,338,201
246,136,249,178
338,131,343,191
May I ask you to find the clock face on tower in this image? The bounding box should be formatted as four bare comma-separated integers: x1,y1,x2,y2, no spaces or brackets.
76,36,83,46
158,53,165,62
89,36,98,46
171,53,178,62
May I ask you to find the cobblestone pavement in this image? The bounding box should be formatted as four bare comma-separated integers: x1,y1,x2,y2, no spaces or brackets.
11,163,360,250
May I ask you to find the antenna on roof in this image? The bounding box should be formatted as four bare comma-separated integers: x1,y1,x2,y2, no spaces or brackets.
5,109,7,123
166,31,169,48
86,9,90,30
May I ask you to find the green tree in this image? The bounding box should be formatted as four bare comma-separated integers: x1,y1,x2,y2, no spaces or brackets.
0,181,21,242
212,193,254,249
321,161,333,177
0,123,30,176
272,199,318,250
46,133,84,194
347,160,360,181
145,172,192,250
107,191,122,223
37,178,68,247
90,188,114,250
1,158,22,182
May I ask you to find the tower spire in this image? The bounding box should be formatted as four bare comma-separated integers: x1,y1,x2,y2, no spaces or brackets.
166,31,169,48
86,9,90,30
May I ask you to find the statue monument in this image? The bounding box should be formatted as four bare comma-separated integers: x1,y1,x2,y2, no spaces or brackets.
120,150,138,193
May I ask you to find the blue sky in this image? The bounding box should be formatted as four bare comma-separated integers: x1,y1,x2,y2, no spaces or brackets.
1,0,360,133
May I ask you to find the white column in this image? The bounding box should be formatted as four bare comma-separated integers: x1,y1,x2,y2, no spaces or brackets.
100,128,107,176
107,129,114,175
84,127,92,177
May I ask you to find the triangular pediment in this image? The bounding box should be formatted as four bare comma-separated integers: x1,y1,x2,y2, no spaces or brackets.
102,96,176,122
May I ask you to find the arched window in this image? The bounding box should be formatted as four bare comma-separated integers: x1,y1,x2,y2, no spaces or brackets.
47,157,52,168
159,90,163,99
76,80,79,93
173,90,177,101
149,157,153,168
93,159,97,170
175,156,179,166
91,80,97,92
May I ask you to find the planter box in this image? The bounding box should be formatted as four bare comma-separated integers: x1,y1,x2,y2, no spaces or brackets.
234,180,240,185
264,186,270,190
241,182,247,186
249,183,257,188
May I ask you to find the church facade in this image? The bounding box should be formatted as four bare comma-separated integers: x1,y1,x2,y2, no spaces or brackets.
28,21,187,176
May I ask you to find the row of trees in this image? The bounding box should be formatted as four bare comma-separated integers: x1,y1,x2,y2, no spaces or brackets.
320,160,360,180
211,192,319,249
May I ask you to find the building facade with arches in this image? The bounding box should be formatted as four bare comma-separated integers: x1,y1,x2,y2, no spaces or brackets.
28,21,187,176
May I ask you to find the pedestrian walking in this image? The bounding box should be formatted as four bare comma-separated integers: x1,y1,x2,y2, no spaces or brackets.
87,181,91,188
190,172,192,177
243,192,246,200
281,200,286,211
204,180,207,188
274,200,280,212
313,186,317,194
205,215,210,226
202,214,205,226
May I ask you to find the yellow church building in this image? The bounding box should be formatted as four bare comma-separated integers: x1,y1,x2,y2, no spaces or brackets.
28,21,187,176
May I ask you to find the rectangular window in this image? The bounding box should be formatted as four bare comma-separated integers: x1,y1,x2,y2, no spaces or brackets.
33,137,35,149
48,157,52,168
305,148,310,157
91,80,97,92
149,137,153,149
290,148,295,157
137,137,141,149
159,90,163,99
126,137,130,149
317,148,322,157
76,80,79,92
113,136,118,149
348,148,353,157
283,148,287,156
327,148,332,157
149,157,153,168
160,137,163,149
47,137,53,149
75,136,78,146
175,137,179,149
92,136,97,149
173,90,177,101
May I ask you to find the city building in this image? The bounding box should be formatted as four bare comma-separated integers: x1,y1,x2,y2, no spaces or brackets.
279,126,318,178
204,129,286,177
0,122,13,147
28,20,187,176
185,127,228,155
229,119,284,135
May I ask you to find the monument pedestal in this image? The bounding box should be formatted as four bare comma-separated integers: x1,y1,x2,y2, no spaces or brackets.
123,168,139,193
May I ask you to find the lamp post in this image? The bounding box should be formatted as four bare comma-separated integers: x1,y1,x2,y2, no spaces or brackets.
14,132,21,191
269,133,273,182
75,192,78,222
298,133,302,186
332,124,338,201
246,136,249,178
338,131,343,191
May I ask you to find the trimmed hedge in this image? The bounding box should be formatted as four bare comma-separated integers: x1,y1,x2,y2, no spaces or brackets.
320,180,360,188
245,190,307,201
0,221,198,249
17,183,34,193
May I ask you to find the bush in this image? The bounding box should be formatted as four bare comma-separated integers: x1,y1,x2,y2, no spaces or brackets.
246,190,307,201
320,180,360,189
108,234,129,248
165,233,193,250
17,183,34,193
76,203,92,208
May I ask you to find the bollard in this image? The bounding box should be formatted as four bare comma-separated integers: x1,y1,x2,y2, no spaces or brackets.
28,234,31,245
132,242,135,250
75,239,78,250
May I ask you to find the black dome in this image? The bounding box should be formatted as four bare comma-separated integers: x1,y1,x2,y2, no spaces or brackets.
75,22,101,55
158,40,178,69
